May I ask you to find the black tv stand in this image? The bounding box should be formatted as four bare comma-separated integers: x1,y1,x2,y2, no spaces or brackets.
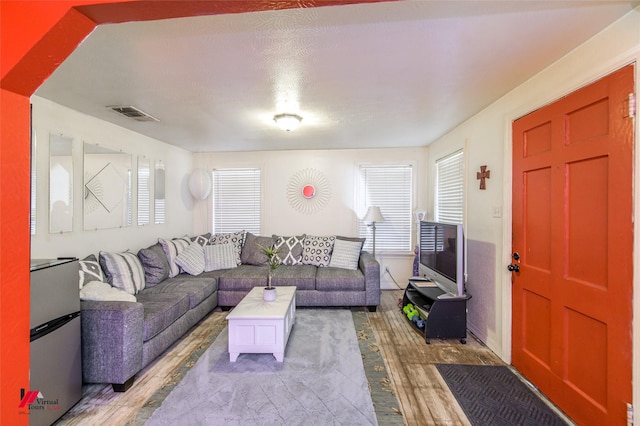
401,280,470,344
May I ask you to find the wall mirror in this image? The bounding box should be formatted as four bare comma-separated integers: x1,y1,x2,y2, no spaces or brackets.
154,160,165,224
83,142,132,230
49,133,73,233
30,128,37,235
137,156,151,225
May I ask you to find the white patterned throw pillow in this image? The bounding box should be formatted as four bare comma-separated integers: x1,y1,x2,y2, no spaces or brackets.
99,251,146,295
273,235,305,266
204,243,237,271
328,238,363,270
301,235,336,267
175,243,205,276
159,237,190,277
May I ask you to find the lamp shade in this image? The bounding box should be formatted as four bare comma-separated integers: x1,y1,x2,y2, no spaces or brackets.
188,168,212,200
363,206,385,223
274,113,302,131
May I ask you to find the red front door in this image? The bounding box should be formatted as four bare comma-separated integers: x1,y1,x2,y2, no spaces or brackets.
511,65,634,425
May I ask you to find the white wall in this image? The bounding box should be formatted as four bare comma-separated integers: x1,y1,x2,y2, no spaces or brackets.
426,4,640,413
30,96,194,258
194,147,428,289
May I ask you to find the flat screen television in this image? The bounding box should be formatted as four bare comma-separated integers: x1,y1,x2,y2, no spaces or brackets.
418,221,466,297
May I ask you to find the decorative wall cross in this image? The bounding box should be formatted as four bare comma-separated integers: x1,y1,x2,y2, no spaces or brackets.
477,165,490,190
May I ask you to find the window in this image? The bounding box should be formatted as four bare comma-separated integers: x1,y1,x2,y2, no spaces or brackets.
212,168,261,235
435,150,464,224
357,164,413,252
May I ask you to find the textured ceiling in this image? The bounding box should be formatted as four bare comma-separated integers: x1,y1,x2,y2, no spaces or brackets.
35,1,637,152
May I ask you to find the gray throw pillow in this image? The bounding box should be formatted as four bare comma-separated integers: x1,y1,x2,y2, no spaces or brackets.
137,243,170,286
273,235,305,266
336,235,366,244
241,233,277,266
191,233,211,246
78,254,105,289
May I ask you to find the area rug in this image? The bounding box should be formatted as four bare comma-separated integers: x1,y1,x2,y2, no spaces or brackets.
436,364,569,426
143,310,379,425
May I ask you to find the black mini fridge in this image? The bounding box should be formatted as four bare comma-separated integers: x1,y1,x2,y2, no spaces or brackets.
29,259,81,426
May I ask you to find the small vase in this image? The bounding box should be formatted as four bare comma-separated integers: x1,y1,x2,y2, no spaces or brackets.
263,287,277,302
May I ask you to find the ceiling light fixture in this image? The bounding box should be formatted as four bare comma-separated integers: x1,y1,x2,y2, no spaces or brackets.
273,113,302,131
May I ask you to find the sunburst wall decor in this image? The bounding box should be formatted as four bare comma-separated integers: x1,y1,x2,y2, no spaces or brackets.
287,168,331,214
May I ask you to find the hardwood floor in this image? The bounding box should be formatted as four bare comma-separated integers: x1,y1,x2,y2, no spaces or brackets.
56,290,517,425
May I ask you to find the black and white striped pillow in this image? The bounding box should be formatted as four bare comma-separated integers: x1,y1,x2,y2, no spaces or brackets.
204,243,237,271
158,237,190,277
175,243,205,276
328,239,363,270
209,231,245,265
99,251,145,295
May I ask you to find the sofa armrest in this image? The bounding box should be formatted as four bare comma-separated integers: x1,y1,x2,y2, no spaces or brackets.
81,300,144,385
359,251,380,307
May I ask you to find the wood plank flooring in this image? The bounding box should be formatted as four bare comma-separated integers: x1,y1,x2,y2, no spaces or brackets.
56,290,515,425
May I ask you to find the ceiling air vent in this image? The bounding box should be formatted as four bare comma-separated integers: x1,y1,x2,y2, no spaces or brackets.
108,105,159,122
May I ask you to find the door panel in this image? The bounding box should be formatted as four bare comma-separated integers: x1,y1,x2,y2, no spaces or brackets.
512,65,633,425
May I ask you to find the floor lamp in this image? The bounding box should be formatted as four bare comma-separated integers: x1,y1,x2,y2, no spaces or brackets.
363,206,385,257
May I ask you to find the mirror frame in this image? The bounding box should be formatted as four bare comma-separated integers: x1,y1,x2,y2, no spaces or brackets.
49,133,74,233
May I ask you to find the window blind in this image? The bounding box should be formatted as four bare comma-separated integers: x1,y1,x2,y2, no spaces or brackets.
358,164,413,252
435,150,464,224
212,168,261,235
137,165,150,225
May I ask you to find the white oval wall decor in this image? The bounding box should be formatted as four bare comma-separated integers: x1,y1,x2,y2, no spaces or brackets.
287,168,330,214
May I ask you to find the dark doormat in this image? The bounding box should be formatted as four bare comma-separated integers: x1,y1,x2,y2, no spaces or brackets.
435,364,570,426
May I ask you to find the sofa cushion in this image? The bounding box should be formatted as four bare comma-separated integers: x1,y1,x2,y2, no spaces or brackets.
79,254,105,289
158,237,191,278
273,235,305,265
328,239,363,270
204,243,237,271
315,267,365,291
99,251,146,294
217,265,269,291
141,275,216,309
301,235,336,267
241,233,277,266
136,292,190,342
175,243,205,276
137,243,170,287
271,265,317,290
209,231,245,265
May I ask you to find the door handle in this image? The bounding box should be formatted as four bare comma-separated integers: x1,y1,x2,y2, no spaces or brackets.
508,251,520,273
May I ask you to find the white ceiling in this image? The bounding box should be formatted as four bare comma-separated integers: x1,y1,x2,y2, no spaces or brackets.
35,0,637,153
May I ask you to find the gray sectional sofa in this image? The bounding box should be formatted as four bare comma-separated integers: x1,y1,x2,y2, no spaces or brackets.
79,232,380,392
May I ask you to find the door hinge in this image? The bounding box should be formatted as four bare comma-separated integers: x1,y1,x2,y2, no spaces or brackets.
627,402,634,426
624,93,636,118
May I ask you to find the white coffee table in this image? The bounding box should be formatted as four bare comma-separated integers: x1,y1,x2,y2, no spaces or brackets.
226,286,296,362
